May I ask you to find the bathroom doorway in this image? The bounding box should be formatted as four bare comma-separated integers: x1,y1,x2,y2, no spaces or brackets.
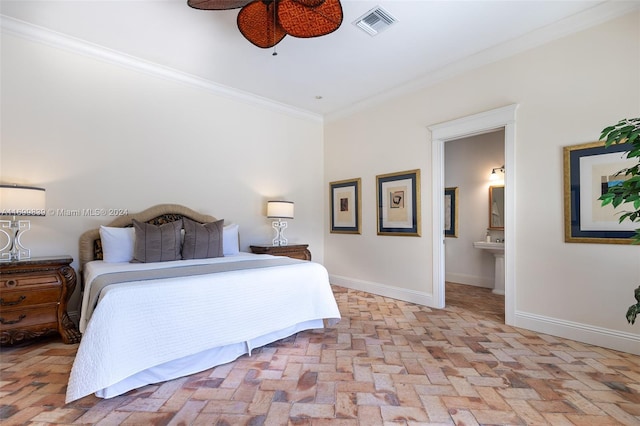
429,104,517,325
443,130,505,320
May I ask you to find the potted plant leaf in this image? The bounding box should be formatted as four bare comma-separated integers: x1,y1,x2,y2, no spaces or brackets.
598,118,640,324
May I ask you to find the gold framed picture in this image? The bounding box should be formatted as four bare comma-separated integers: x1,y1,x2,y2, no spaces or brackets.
330,178,361,234
444,187,458,238
563,140,635,244
376,169,421,236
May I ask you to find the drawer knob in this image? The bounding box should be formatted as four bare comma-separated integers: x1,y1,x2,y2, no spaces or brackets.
0,295,26,306
5,279,17,288
0,314,26,325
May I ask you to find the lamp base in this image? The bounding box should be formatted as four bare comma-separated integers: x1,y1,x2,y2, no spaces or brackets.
0,218,32,261
272,219,288,246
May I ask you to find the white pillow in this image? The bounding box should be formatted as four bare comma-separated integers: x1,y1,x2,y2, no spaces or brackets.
99,226,135,263
223,223,240,256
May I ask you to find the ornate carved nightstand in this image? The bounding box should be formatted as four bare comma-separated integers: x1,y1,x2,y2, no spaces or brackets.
0,256,81,345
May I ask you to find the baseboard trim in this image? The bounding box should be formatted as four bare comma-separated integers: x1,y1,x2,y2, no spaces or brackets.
445,273,493,288
514,311,640,355
329,275,434,307
329,275,639,355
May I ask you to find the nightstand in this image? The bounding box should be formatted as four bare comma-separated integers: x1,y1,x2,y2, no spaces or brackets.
0,256,81,345
250,244,311,261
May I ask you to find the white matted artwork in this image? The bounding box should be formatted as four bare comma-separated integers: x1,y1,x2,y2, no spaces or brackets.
580,151,635,231
563,140,636,244
376,169,421,236
330,178,361,234
444,187,458,237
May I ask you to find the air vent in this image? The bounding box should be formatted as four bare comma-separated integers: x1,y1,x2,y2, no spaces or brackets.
353,6,397,36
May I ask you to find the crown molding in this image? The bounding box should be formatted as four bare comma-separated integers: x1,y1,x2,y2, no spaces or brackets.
326,1,640,122
0,15,323,123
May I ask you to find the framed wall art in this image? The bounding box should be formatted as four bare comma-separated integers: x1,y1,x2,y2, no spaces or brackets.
444,187,458,237
330,178,361,234
563,140,635,244
376,169,421,236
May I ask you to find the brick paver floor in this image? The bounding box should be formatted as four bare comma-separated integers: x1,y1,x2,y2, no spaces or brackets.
1,284,639,425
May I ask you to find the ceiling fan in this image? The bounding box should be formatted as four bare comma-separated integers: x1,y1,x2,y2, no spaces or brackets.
188,0,343,49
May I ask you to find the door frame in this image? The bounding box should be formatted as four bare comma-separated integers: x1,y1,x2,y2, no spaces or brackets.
429,104,518,324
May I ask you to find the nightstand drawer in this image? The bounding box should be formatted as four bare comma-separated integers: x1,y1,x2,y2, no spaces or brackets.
0,304,58,330
0,256,81,345
1,273,62,290
0,288,62,307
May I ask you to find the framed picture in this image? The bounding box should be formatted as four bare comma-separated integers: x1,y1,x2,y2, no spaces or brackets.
330,178,361,234
444,187,458,237
563,140,636,244
376,169,421,236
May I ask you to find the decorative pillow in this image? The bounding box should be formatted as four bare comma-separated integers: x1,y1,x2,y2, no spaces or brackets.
132,219,182,263
223,223,240,256
182,218,224,260
99,226,135,263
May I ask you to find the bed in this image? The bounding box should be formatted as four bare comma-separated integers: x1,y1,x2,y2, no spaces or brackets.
65,204,341,403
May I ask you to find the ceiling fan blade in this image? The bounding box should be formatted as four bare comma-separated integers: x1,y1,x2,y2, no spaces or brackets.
277,0,342,38
289,0,325,6
188,0,251,10
237,0,287,48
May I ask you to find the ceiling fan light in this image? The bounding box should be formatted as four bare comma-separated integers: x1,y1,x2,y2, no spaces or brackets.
188,0,251,10
278,0,342,38
237,0,287,48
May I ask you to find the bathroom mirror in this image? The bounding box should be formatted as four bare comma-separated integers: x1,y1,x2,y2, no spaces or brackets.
489,185,504,230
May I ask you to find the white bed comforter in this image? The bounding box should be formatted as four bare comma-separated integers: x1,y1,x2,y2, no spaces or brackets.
66,253,340,403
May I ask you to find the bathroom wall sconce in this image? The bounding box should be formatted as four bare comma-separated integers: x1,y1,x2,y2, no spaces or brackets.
0,184,46,261
266,200,294,246
490,165,505,181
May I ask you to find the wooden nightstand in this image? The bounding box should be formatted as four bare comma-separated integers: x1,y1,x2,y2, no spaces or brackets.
250,244,311,261
0,256,81,345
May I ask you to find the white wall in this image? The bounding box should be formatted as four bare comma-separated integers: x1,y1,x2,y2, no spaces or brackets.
325,12,640,354
445,131,504,288
1,32,325,313
324,102,433,304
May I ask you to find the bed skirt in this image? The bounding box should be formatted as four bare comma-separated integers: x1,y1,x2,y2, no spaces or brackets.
93,319,324,399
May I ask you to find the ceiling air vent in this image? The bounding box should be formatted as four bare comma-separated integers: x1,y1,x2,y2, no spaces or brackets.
353,6,397,36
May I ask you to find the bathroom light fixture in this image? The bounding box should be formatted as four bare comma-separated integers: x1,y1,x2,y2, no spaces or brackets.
0,184,46,261
266,200,294,246
489,165,505,181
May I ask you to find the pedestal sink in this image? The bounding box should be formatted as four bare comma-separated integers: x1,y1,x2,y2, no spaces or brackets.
473,241,505,295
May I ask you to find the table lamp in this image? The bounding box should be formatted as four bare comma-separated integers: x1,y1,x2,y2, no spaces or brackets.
267,200,294,246
0,184,46,261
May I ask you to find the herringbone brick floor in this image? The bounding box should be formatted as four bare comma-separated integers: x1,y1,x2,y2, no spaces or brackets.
1,283,639,425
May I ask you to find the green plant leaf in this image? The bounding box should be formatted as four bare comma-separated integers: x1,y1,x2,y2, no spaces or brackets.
629,148,640,157
599,118,640,228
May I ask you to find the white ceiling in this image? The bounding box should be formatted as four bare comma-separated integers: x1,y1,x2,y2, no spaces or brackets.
1,1,638,118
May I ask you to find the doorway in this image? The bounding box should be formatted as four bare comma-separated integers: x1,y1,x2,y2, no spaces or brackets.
429,104,517,325
444,130,505,316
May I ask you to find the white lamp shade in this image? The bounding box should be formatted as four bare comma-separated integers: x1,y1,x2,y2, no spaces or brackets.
267,201,294,219
0,184,46,216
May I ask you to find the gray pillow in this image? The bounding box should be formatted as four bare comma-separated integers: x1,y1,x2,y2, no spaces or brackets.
182,218,224,260
132,219,182,263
